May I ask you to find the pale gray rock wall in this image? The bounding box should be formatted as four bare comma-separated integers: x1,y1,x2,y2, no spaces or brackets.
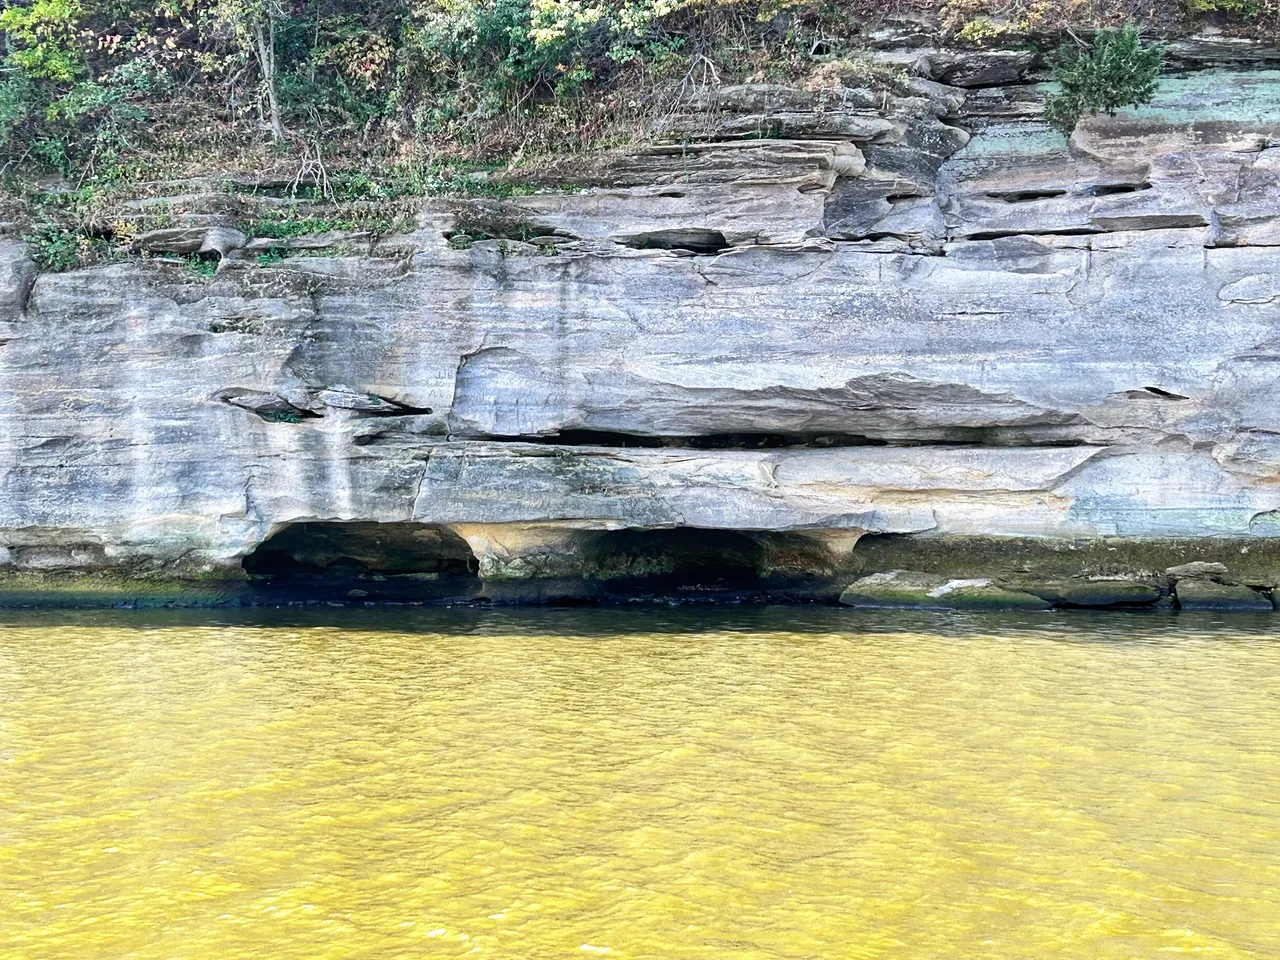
2,61,1280,596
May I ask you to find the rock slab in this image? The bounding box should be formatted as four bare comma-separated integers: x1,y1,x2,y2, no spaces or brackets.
1174,580,1274,612
840,571,1051,611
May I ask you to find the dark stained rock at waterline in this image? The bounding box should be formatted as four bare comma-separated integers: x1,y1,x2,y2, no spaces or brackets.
1173,580,1274,612
1022,579,1162,608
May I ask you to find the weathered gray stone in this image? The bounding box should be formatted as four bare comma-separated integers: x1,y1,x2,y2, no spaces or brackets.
243,230,367,252
841,570,947,608
840,570,1050,610
1165,561,1229,579
1023,579,1162,607
0,241,36,316
657,84,902,142
923,50,1040,88
513,181,827,247
499,139,867,247
133,227,213,253
1174,580,1273,611
4,65,1280,599
505,139,865,190
200,227,247,257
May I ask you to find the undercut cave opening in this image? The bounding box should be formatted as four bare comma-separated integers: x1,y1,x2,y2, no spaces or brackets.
242,522,481,601
577,527,840,601
582,528,767,596
578,528,847,602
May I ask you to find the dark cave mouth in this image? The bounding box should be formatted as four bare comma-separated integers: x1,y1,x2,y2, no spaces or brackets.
242,522,480,597
578,528,834,597
240,523,840,603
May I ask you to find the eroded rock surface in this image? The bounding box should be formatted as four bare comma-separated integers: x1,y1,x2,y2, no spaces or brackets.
1174,580,1274,612
3,61,1280,603
839,570,1051,610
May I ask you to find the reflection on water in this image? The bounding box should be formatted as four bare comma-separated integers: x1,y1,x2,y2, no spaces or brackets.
2,608,1279,959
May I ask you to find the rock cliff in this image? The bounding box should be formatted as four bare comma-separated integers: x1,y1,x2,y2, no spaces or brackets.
4,50,1280,606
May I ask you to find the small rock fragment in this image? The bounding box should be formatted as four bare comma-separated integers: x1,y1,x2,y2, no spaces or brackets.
133,227,209,253
1165,561,1229,579
199,227,247,257
318,389,401,412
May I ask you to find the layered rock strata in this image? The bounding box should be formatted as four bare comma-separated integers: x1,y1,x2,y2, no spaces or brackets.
3,58,1280,605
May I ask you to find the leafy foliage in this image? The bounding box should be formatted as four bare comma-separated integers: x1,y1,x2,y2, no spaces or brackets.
0,0,1199,229
1186,0,1261,13
1043,24,1164,136
244,210,355,237
0,0,87,81
0,0,702,175
22,221,92,270
183,253,219,275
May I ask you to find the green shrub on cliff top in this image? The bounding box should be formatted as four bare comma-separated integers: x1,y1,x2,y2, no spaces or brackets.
0,0,1186,190
1044,24,1163,136
1187,0,1261,15
22,222,91,270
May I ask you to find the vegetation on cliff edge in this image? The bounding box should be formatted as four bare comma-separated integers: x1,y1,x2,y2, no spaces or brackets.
0,0,1262,269
1043,24,1164,135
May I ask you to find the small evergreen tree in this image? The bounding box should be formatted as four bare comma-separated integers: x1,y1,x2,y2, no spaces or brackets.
1044,25,1164,137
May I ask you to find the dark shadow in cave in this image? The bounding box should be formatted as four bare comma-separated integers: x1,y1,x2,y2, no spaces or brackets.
580,528,770,596
242,522,481,602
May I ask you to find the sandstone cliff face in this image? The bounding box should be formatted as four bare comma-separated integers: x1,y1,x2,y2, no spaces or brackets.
3,56,1280,603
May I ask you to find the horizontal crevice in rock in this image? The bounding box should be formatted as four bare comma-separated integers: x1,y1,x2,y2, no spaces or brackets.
350,431,413,446
446,427,1114,449
361,398,434,416
984,189,1069,203
962,227,1102,241
621,229,732,254
1085,182,1152,197
222,177,325,197
314,388,434,416
446,428,1121,452
218,389,321,424
454,430,893,449
253,407,320,424
1091,214,1209,231
1129,386,1190,401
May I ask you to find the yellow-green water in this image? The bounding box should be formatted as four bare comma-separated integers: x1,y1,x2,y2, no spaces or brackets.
2,609,1279,959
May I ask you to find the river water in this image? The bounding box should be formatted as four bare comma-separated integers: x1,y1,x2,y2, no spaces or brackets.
2,608,1278,958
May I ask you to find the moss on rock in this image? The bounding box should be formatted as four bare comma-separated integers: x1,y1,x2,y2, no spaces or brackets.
0,570,247,608
852,536,1280,587
1020,580,1163,607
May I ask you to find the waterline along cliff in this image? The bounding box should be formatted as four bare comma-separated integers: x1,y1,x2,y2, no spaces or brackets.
4,42,1280,608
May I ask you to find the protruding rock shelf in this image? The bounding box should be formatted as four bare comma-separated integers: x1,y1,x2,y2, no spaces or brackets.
3,57,1280,608
839,571,1052,611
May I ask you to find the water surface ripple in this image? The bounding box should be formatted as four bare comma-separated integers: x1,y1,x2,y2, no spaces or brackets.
2,608,1279,958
